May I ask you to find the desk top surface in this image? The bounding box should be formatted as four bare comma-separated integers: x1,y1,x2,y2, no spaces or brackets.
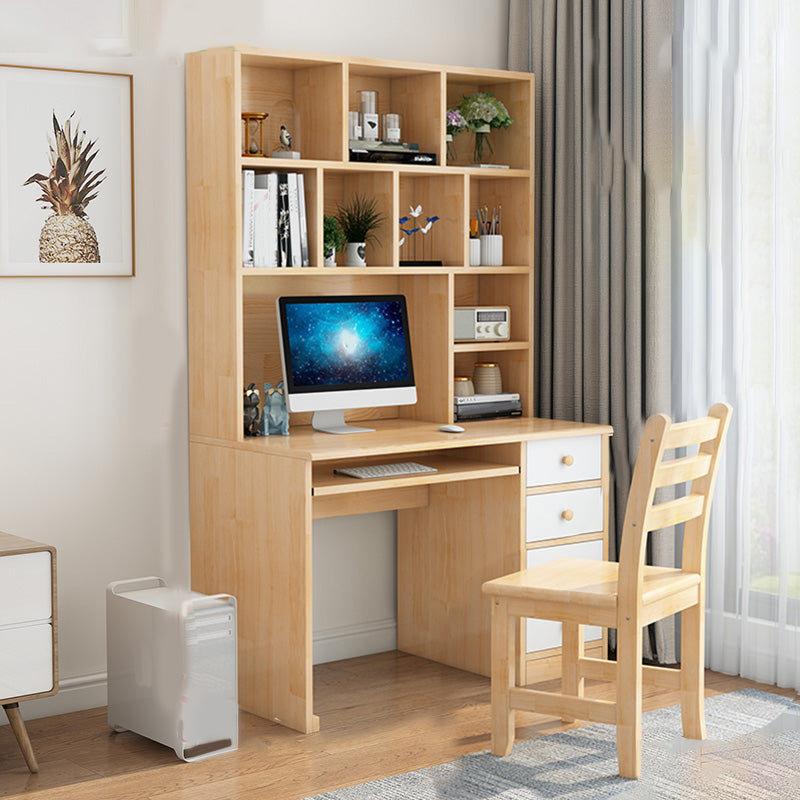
193,417,613,462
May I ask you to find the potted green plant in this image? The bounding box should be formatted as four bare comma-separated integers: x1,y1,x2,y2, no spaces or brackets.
322,215,346,267
336,193,386,266
456,91,513,163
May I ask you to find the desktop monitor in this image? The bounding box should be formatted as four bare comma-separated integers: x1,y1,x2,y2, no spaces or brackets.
276,294,417,434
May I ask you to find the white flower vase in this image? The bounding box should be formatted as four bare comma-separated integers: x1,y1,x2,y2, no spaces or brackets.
323,247,337,267
346,242,367,267
473,123,491,163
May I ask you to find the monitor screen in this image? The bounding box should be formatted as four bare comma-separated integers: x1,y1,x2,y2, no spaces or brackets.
276,295,416,433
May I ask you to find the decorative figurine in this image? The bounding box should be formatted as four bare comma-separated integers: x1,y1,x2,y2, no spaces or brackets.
399,204,442,266
243,383,262,437
262,381,290,436
272,124,300,159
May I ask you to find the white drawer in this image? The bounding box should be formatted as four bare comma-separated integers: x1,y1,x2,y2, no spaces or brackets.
526,435,601,487
526,487,603,543
0,624,53,699
525,540,604,653
0,551,52,626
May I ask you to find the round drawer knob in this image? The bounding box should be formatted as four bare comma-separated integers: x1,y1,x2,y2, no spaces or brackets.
562,455,575,466
561,509,574,521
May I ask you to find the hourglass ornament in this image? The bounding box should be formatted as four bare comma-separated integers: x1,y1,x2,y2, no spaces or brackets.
242,112,269,156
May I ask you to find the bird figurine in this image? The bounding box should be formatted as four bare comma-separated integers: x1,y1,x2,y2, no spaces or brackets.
279,125,293,151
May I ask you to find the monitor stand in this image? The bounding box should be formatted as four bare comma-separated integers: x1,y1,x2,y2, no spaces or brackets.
311,410,375,435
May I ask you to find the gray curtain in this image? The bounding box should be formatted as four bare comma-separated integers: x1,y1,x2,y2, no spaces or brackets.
508,0,675,663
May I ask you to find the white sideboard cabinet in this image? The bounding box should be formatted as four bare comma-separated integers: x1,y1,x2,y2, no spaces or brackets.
0,532,58,773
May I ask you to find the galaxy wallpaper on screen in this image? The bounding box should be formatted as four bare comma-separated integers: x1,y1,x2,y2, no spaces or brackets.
283,299,412,390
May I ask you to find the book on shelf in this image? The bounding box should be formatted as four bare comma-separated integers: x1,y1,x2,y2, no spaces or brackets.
253,173,278,267
297,173,309,266
242,169,255,267
287,173,302,267
276,174,291,267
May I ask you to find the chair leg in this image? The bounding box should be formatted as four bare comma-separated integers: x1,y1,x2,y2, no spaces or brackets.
561,623,584,722
680,602,706,739
490,598,515,756
2,703,39,773
616,619,643,779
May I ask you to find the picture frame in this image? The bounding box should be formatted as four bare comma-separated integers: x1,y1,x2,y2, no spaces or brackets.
0,64,134,277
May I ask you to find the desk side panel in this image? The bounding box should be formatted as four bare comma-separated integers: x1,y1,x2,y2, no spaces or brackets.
190,442,316,732
397,458,523,677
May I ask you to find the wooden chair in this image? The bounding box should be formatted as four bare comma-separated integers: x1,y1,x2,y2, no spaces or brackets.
482,403,732,779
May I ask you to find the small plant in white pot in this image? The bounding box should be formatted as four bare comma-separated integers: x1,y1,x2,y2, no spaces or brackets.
322,215,346,267
336,193,385,267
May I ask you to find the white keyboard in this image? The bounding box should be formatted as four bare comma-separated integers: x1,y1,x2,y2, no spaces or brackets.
333,462,438,480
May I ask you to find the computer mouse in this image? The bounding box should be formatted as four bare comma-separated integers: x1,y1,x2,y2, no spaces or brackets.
438,424,465,433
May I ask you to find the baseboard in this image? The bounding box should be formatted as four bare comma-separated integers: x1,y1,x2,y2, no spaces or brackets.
313,618,397,665
0,672,107,724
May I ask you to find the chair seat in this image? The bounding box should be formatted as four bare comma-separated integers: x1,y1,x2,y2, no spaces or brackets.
482,558,701,622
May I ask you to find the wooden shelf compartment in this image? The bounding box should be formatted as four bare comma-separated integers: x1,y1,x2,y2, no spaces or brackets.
312,452,520,495
241,164,321,267
398,173,467,266
240,53,345,162
348,62,443,163
454,272,532,343
322,168,395,267
241,272,452,430
469,174,532,268
454,348,533,416
445,71,534,171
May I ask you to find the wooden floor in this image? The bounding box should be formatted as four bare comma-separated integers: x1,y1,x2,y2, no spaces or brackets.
1,651,797,800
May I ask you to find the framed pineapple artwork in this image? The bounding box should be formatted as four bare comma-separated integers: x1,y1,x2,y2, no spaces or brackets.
0,65,134,276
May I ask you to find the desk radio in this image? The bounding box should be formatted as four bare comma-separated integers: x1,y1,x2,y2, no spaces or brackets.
454,306,510,342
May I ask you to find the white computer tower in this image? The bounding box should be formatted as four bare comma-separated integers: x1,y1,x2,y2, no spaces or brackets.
106,577,238,761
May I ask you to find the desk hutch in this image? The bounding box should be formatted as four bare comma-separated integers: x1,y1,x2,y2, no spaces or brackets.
185,45,612,734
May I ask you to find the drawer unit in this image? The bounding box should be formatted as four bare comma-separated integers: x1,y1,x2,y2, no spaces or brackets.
525,539,604,653
526,435,602,487
526,487,603,543
0,624,54,699
0,532,58,774
0,551,52,627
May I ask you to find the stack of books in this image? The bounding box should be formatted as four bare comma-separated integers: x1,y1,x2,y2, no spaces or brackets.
242,169,309,267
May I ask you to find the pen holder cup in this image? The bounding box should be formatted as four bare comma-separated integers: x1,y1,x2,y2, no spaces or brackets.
480,235,503,267
469,239,481,266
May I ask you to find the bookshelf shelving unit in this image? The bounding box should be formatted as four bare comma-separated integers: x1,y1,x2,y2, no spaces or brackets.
186,47,610,732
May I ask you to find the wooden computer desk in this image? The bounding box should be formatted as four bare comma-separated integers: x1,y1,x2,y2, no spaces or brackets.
190,416,611,733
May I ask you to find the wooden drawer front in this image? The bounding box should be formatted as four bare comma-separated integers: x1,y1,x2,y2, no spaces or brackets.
526,435,601,487
0,624,53,699
0,551,52,626
526,487,603,543
525,540,603,653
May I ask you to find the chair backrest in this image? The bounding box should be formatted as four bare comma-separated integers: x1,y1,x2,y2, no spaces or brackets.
617,402,732,607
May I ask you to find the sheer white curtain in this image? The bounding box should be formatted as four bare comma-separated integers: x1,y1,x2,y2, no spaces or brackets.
675,0,800,689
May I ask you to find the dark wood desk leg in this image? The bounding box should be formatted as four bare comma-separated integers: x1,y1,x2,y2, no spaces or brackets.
2,703,39,773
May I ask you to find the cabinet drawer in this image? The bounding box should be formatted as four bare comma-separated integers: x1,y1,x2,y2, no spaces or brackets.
526,435,601,487
0,624,53,699
526,487,603,542
525,540,603,653
0,551,52,626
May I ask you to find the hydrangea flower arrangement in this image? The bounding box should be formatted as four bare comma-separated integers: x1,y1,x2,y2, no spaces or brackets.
456,91,513,162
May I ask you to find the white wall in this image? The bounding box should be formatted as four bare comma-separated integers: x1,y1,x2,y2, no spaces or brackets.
0,0,509,720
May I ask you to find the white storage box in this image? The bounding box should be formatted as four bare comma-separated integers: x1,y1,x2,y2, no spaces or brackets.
106,577,237,761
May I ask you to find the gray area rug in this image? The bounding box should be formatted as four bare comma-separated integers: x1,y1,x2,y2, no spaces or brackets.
303,689,800,799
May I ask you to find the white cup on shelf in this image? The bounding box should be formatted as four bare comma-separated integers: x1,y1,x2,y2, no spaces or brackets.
469,239,481,266
480,235,503,267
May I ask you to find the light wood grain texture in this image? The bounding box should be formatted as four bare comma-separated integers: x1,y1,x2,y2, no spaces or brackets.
398,474,523,677
2,706,37,774
189,442,317,733
482,403,733,779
